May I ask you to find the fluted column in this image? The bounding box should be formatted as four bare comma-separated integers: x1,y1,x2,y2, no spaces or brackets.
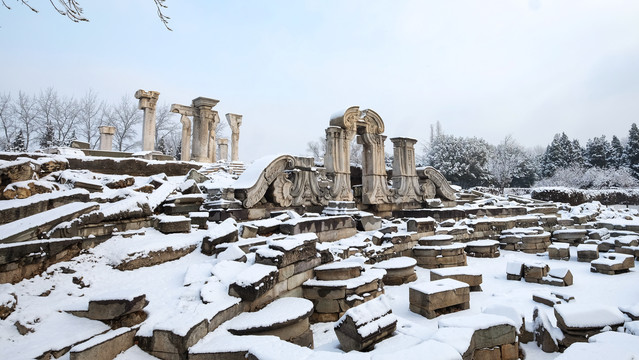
134,90,160,152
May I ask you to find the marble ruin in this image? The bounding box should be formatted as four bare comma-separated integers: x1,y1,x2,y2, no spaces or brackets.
2,99,639,360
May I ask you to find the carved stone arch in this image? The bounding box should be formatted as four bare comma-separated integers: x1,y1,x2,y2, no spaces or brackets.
359,108,385,135
330,106,360,133
234,155,296,208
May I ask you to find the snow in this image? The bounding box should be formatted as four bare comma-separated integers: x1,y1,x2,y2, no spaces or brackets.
304,269,385,289
233,154,286,189
619,303,639,318
70,327,132,352
207,218,237,238
227,298,313,331
315,261,363,271
555,332,639,360
413,243,466,251
506,260,524,275
419,234,454,241
267,233,317,251
430,327,475,355
410,278,469,295
465,239,499,247
234,264,278,287
217,244,246,261
372,257,416,270
577,244,599,252
0,188,89,211
548,243,570,249
548,267,570,278
555,303,626,328
438,313,517,330
591,253,634,266
183,263,213,286
481,304,523,329
430,266,482,277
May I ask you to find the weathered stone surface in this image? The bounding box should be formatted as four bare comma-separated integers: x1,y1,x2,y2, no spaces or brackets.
406,217,436,235
154,216,192,234
201,219,238,256
314,262,362,281
0,189,90,225
430,266,483,291
334,297,397,352
590,253,635,274
255,234,317,268
69,327,136,360
228,264,279,302
533,307,561,353
465,239,500,258
577,244,599,262
409,279,470,319
372,257,417,286
523,262,550,283
548,243,571,260
66,157,201,177
116,245,198,271
280,215,357,243
70,295,147,321
0,292,17,319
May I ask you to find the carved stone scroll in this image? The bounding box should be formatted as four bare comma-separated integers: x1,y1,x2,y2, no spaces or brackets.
418,166,457,201
235,155,296,208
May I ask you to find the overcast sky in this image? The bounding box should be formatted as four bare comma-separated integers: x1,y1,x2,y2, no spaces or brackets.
1,0,638,161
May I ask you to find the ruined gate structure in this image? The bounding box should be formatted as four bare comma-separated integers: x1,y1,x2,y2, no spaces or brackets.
207,106,456,216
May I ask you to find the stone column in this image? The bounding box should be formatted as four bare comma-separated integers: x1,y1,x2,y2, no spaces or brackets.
325,126,353,201
225,113,243,161
134,89,160,152
191,97,219,163
391,137,422,202
170,104,195,161
207,112,221,162
358,109,391,205
99,126,116,151
217,138,229,162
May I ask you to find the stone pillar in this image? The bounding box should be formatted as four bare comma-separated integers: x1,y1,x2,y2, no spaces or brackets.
134,89,160,152
207,112,221,163
217,138,229,162
325,126,353,201
358,109,391,205
191,97,219,163
170,104,195,161
99,126,116,151
225,113,243,161
391,137,422,202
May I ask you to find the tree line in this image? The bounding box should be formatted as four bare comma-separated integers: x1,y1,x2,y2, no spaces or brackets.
0,89,183,157
422,122,639,191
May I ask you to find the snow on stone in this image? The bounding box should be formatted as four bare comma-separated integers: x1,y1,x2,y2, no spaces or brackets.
372,257,416,269
337,296,395,337
548,243,570,249
506,260,524,275
304,268,385,289
481,304,524,329
147,181,178,211
555,331,639,360
625,321,639,336
438,313,517,330
211,260,251,286
430,327,475,356
113,345,160,360
267,233,318,251
371,339,462,360
591,253,634,266
619,303,639,318
554,303,625,328
0,188,89,211
315,261,363,271
233,154,286,189
208,217,237,238
430,266,482,277
227,298,313,331
70,327,132,352
234,263,278,287
576,244,598,252
413,243,466,251
548,267,570,278
410,278,468,295
465,239,499,246
217,244,245,261
183,263,214,286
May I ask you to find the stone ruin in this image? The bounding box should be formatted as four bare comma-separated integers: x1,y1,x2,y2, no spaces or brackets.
2,102,639,360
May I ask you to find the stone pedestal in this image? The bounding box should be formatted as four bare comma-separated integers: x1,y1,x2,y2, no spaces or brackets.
226,113,242,161
217,138,229,162
134,89,160,152
409,279,470,319
99,126,116,151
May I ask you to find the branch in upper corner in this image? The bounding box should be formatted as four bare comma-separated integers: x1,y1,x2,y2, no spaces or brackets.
154,0,172,31
48,0,88,23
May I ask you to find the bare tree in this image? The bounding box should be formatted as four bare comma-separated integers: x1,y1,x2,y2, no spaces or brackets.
154,103,180,151
0,93,15,150
306,137,326,163
78,89,106,148
52,95,80,145
2,0,171,30
15,91,38,150
107,95,142,152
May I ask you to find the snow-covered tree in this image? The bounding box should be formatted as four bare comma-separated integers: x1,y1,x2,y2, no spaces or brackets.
10,130,26,152
487,135,526,193
39,122,57,148
626,123,639,179
15,91,38,150
426,134,491,188
609,135,625,169
0,93,15,150
78,89,106,149
584,135,612,168
570,139,584,166
541,133,577,177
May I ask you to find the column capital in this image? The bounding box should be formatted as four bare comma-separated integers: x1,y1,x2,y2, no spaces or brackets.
170,104,195,116
192,97,219,109
135,89,160,110
225,113,243,132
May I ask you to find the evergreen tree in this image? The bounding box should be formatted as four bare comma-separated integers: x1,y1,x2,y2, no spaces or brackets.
541,133,575,177
570,139,584,166
175,143,182,161
626,123,639,178
11,130,26,152
584,135,611,168
157,138,168,155
39,123,56,149
426,134,491,188
609,135,624,169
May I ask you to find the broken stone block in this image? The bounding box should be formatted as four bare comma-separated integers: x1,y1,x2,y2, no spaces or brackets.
409,278,470,319
577,244,599,262
430,266,483,291
418,234,453,246
69,327,136,360
69,295,147,321
227,298,314,348
314,261,362,281
533,293,563,307
2,180,60,200
523,262,550,283
201,218,238,256
555,303,625,346
153,215,191,234
506,260,524,281
413,243,467,269
280,215,357,243
372,257,417,285
355,213,382,231
216,244,247,263
188,211,209,230
228,264,279,302
0,159,34,191
548,243,571,260
104,176,135,189
241,224,258,238
465,239,500,258
334,296,397,352
533,307,563,353
0,292,17,320
406,217,436,236
255,233,318,269
0,188,90,225
541,268,573,286
438,313,519,359
590,253,635,275
552,229,587,245
115,244,198,271
186,169,209,183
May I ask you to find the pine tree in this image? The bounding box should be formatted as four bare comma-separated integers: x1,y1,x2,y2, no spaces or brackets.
11,130,26,152
175,143,182,161
609,135,624,169
584,135,611,168
541,133,575,177
157,138,168,155
39,123,56,149
570,139,584,166
626,123,639,178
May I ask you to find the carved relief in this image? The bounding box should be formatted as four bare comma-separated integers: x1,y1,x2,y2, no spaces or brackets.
267,173,293,207
418,166,457,201
238,155,296,208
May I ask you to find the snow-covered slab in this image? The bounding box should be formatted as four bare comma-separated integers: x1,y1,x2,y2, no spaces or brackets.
372,339,462,360
410,278,468,295
555,331,639,360
438,313,517,352
0,188,90,225
228,263,279,301
304,268,386,289
227,297,313,334
371,257,416,270
619,303,639,320
335,296,397,352
431,266,482,277
438,313,517,330
190,334,313,360
0,201,100,244
554,303,625,330
69,326,136,359
413,243,466,251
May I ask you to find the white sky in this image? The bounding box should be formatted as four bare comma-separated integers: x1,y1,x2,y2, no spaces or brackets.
1,0,638,161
